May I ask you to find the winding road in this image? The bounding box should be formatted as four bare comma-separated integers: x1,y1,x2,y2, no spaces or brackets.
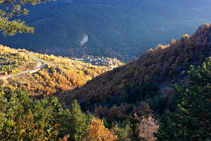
0,52,46,80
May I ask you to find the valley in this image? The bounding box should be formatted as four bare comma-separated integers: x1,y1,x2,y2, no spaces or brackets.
1,22,211,140
1,0,211,140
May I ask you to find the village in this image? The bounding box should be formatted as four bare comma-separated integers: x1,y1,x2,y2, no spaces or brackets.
71,56,124,69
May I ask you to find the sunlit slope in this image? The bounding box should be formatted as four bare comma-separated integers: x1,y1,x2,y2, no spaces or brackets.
0,45,113,96
1,0,211,60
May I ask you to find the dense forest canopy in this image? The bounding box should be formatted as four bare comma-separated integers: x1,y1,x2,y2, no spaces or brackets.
63,23,211,108
1,0,211,60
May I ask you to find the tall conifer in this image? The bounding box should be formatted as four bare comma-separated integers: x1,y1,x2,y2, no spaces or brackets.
155,57,211,140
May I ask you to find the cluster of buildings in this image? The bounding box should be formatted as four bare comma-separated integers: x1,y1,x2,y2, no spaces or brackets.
71,57,115,66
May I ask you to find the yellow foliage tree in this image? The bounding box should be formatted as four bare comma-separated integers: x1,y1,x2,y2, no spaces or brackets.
84,117,118,141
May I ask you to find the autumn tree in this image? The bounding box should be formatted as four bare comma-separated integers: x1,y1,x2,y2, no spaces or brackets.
128,102,154,141
0,0,53,36
138,116,158,141
0,88,64,140
85,117,118,141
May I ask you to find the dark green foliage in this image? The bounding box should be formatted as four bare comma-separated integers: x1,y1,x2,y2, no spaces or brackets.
102,117,110,128
57,109,72,139
127,82,140,102
126,104,134,115
58,100,90,141
68,100,88,140
147,92,179,117
155,57,211,140
116,119,130,129
114,124,130,141
126,80,159,104
103,95,128,108
154,111,177,141
140,82,159,99
148,95,168,116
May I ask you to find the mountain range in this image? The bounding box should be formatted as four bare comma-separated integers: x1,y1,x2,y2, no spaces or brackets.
1,0,211,61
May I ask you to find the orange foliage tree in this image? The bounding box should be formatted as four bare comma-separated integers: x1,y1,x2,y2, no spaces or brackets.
84,117,118,141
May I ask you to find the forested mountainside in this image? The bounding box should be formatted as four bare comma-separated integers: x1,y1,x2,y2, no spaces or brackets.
1,23,211,140
2,52,211,140
63,23,211,119
1,0,211,60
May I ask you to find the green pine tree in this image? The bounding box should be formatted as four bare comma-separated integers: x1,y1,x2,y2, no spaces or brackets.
68,99,88,141
155,57,211,140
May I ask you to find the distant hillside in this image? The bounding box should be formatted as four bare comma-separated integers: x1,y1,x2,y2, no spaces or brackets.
62,23,211,118
1,0,211,60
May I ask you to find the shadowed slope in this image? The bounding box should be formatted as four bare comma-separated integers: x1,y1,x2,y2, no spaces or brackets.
63,23,211,110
